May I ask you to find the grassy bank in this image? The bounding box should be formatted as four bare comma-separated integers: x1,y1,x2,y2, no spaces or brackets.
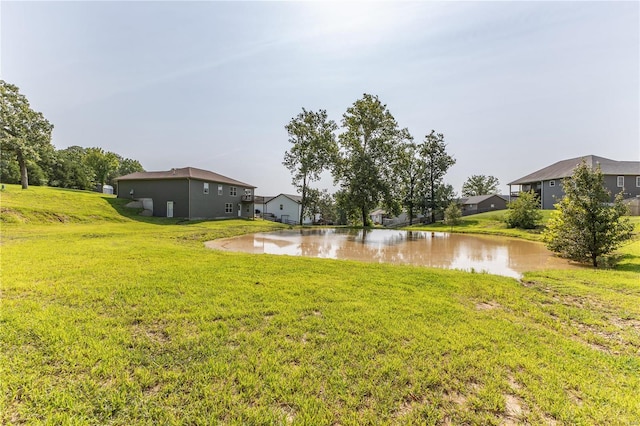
1,185,639,424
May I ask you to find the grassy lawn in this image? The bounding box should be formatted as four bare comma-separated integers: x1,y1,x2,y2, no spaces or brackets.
406,210,555,241
1,185,639,424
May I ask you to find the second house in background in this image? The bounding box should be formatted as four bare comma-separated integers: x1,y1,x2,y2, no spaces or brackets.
263,194,318,225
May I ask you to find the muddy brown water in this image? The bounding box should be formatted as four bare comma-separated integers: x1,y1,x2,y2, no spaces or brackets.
205,229,582,278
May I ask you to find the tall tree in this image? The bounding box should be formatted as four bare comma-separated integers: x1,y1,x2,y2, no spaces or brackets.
543,160,633,267
334,94,410,226
283,108,338,225
397,139,426,225
462,174,500,197
419,130,456,223
0,80,54,189
85,147,120,188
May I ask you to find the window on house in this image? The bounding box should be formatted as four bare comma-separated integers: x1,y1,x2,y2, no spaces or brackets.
218,185,223,195
230,187,237,196
244,189,252,196
549,180,555,187
636,176,640,187
225,203,233,213
617,176,624,188
280,204,284,210
203,182,209,194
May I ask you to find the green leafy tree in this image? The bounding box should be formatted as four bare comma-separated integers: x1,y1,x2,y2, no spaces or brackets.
443,201,462,226
0,80,54,189
504,190,542,229
334,94,410,226
314,189,338,224
462,174,500,197
49,146,94,190
84,147,120,188
283,108,338,225
419,130,456,223
397,139,427,226
543,160,633,267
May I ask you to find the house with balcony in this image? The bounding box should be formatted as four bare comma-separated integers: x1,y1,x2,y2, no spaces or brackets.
508,155,640,210
115,167,255,219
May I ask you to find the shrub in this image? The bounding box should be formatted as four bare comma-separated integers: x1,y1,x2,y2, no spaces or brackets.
504,191,542,229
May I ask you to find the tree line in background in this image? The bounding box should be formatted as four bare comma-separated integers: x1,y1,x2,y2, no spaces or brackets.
1,80,144,190
284,93,503,226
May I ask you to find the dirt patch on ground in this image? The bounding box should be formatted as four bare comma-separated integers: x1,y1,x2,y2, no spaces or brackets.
476,301,501,311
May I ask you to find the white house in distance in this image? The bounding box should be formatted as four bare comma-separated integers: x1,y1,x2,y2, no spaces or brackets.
263,193,317,225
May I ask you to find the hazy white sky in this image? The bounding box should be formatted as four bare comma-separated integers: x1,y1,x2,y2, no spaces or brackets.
2,1,638,196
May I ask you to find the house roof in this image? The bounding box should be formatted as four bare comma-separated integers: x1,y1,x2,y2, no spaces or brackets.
459,194,506,205
508,155,640,185
265,193,302,204
115,167,255,188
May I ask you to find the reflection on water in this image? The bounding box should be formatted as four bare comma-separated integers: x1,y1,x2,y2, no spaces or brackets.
205,229,580,278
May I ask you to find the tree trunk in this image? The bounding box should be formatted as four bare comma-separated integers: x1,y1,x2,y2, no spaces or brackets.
408,202,414,225
362,206,368,228
17,151,29,189
592,253,598,268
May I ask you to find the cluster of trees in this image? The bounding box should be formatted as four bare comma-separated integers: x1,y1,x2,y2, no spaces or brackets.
1,80,144,190
283,94,457,226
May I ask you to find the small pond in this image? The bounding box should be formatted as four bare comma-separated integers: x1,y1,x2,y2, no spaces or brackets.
205,228,581,278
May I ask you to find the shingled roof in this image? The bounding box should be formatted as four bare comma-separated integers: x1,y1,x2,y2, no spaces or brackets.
115,167,255,188
508,155,640,186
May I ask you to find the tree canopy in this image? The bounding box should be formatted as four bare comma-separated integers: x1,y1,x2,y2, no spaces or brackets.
334,94,411,226
0,80,54,189
543,160,633,267
283,108,338,225
462,174,499,197
419,130,456,223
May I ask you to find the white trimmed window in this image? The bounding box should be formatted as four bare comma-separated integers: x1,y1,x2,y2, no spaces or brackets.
549,180,555,187
203,182,209,194
617,176,624,188
280,204,284,210
636,176,640,187
230,187,237,196
218,185,223,195
225,203,233,213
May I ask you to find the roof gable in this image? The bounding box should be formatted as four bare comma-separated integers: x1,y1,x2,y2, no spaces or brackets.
508,155,640,185
266,193,302,204
115,167,255,188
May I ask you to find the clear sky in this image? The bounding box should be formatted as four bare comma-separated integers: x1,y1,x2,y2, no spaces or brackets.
2,1,638,196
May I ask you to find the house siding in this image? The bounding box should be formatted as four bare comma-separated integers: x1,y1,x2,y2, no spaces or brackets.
188,180,254,219
117,178,254,219
117,179,189,217
604,175,640,200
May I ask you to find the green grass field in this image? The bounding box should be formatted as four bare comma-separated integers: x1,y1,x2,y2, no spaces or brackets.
2,185,639,425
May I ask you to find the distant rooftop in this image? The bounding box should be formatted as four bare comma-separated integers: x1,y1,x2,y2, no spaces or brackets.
115,167,255,188
509,155,640,185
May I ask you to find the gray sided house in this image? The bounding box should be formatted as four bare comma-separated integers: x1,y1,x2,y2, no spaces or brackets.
115,167,255,219
508,155,640,210
459,194,507,216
